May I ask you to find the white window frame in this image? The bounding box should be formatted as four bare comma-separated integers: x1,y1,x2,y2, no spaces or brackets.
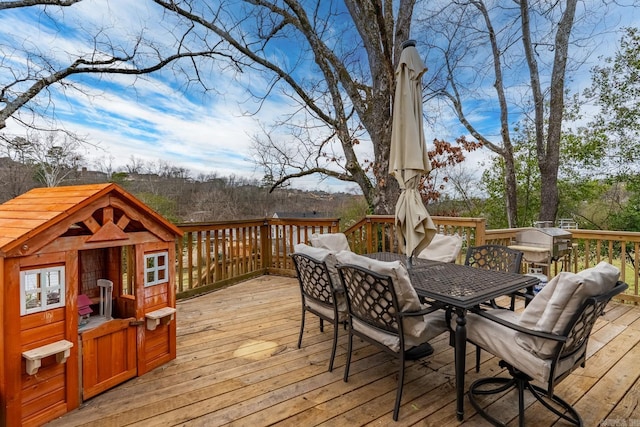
144,251,169,287
20,266,66,316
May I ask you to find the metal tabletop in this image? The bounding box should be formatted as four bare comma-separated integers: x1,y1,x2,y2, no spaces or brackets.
365,252,539,308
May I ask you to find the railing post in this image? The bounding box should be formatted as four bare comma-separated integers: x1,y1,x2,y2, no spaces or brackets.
176,235,184,293
261,220,272,273
474,219,487,246
366,217,373,254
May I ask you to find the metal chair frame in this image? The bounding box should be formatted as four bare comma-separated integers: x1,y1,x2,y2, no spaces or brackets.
468,281,628,427
337,263,441,421
291,253,346,372
464,244,524,276
464,244,525,371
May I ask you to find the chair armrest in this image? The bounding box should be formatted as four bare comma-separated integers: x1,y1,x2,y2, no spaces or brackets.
471,308,567,342
398,301,445,319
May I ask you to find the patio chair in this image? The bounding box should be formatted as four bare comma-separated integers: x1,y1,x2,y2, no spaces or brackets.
465,244,525,309
335,251,447,421
464,262,626,426
310,232,351,252
291,247,347,372
464,244,525,370
416,233,463,263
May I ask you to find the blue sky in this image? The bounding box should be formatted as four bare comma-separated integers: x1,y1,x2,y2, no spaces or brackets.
0,0,297,185
1,1,639,193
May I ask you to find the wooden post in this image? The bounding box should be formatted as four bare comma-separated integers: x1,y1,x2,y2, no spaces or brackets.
261,220,272,273
176,235,184,293
366,217,373,254
4,259,21,426
64,250,80,410
474,219,487,246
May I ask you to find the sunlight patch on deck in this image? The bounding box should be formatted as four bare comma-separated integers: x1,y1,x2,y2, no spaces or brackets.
233,339,285,360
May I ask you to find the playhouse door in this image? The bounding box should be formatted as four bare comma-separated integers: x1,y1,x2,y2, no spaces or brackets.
81,318,137,400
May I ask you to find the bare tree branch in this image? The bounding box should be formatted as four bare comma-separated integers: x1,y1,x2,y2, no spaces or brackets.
1,49,222,129
0,0,82,11
418,0,584,225
149,0,431,212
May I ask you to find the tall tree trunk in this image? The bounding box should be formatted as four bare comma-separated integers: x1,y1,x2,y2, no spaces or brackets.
345,0,414,214
521,0,577,222
503,152,519,228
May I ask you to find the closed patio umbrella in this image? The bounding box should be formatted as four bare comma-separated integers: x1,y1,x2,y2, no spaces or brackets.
389,40,436,263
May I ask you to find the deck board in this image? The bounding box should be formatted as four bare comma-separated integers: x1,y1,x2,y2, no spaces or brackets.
46,275,640,426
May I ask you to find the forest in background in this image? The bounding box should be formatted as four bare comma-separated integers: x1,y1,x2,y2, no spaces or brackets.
0,151,635,234
0,155,369,227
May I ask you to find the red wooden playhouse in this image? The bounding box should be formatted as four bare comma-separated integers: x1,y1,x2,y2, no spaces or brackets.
0,183,182,426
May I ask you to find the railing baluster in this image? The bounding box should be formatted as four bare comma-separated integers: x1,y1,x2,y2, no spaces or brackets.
187,231,194,290
205,230,211,285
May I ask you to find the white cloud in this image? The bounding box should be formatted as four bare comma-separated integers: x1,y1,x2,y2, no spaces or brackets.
2,1,640,195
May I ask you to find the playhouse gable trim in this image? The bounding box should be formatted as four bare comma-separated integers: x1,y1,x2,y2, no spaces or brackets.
0,183,182,257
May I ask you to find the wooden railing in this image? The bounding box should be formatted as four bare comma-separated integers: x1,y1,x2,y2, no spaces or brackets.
342,215,487,263
175,215,640,303
175,218,339,298
567,229,640,304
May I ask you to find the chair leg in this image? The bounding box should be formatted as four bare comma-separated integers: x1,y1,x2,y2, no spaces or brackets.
297,308,306,349
518,378,526,427
469,375,583,427
393,355,405,421
527,382,582,425
475,345,481,372
343,330,353,382
319,318,324,333
468,377,519,426
328,320,339,372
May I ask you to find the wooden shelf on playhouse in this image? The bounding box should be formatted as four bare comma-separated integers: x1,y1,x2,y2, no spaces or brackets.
145,307,176,330
22,340,74,375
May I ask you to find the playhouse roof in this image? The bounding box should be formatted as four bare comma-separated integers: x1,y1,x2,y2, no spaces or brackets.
0,183,182,256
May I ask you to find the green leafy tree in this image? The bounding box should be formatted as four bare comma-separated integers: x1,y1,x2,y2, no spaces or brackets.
608,177,640,232
583,27,640,175
481,117,612,229
481,129,540,229
573,27,640,231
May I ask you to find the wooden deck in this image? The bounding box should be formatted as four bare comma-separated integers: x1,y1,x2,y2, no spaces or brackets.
47,275,640,426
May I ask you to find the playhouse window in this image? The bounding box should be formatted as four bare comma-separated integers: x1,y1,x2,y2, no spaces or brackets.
144,252,168,287
20,266,66,315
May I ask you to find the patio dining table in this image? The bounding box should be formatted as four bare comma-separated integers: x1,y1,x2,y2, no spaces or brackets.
365,252,539,421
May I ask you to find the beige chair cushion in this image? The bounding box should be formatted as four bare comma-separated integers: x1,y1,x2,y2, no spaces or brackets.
516,262,620,357
335,251,421,311
353,311,446,352
310,233,351,252
306,299,348,323
464,310,582,384
294,244,341,290
335,251,447,351
293,244,347,315
416,233,463,263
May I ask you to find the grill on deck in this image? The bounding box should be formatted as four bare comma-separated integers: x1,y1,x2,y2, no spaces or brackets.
509,227,573,264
